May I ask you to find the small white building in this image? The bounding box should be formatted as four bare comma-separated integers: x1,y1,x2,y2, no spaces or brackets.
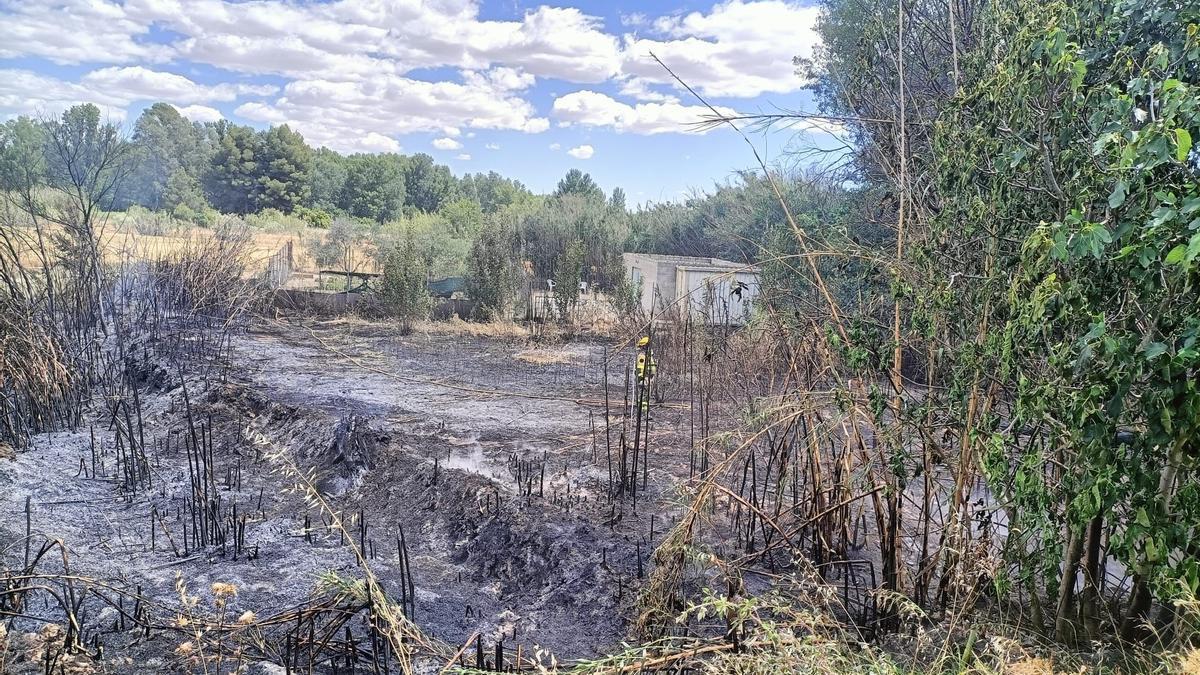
622,252,760,324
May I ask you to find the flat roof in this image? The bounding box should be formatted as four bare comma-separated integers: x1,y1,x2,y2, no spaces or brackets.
623,252,751,269
676,264,759,275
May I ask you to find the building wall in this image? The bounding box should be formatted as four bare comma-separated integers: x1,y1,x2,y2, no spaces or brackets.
676,267,759,324
624,253,658,313
651,259,679,314
623,253,758,321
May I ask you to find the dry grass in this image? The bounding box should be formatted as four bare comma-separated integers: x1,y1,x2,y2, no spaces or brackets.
310,315,529,340
4,215,328,275
1004,658,1056,674
1178,649,1200,674
1,624,98,674
414,315,529,338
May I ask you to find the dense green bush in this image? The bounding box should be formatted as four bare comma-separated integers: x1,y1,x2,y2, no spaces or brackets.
379,238,431,332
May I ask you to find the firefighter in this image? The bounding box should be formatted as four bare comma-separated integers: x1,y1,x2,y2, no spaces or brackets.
635,335,656,413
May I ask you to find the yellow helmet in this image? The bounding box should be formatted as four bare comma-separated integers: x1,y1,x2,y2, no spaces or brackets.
637,336,650,348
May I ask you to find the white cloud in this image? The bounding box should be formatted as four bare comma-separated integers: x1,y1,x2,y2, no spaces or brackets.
235,73,549,153
432,137,463,150
173,104,223,122
552,90,734,135
456,153,472,160
118,0,622,83
0,70,129,122
549,142,561,151
617,78,680,103
81,67,276,104
523,118,551,133
461,66,535,92
315,132,401,154
232,101,286,124
0,0,825,152
485,143,500,150
567,144,594,159
0,0,171,65
621,13,648,27
621,1,820,98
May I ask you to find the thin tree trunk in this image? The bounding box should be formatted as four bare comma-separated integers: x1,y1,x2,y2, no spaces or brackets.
1054,525,1084,643
1080,514,1103,639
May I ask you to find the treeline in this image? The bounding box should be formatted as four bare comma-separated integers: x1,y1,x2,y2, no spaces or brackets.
1,100,873,322
0,103,645,320
110,102,536,229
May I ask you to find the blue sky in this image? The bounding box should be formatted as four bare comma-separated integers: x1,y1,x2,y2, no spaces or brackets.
0,0,844,203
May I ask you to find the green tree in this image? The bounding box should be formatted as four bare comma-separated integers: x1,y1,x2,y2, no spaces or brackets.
812,0,1200,640
205,122,262,214
0,116,48,196
343,153,405,223
554,168,604,202
311,218,371,289
369,212,468,279
439,197,483,237
552,238,585,320
608,186,627,213
121,103,209,211
379,237,431,331
927,0,1200,640
466,218,522,320
162,168,208,215
257,124,312,212
522,192,626,290
468,171,533,213
309,147,348,213
404,153,454,213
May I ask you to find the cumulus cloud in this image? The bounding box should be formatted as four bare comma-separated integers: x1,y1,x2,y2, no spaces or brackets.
617,78,680,104
621,1,821,98
549,142,562,151
567,144,594,159
461,67,536,92
0,0,825,147
433,137,463,150
356,133,403,153
81,67,276,104
0,0,171,65
234,73,549,152
552,90,734,135
456,153,472,160
0,69,129,122
173,104,223,123
485,142,500,150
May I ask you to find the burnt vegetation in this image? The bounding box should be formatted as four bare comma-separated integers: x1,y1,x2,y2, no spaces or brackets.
2,0,1200,673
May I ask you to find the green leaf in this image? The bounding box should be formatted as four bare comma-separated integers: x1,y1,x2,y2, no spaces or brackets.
1108,180,1127,209
1144,342,1169,360
1136,507,1151,528
1166,244,1189,265
1070,59,1087,89
1177,128,1193,162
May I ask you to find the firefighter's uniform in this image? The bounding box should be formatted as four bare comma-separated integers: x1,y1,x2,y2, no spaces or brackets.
635,336,656,413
